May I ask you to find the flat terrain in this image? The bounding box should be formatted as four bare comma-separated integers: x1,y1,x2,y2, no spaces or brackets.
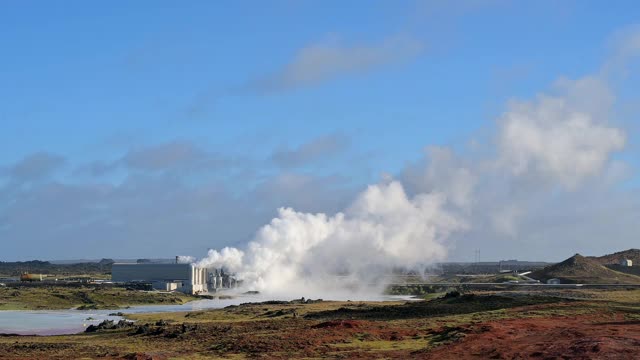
0,285,197,310
1,289,640,359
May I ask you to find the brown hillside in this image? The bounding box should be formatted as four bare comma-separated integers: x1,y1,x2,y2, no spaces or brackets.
530,254,640,284
590,248,640,265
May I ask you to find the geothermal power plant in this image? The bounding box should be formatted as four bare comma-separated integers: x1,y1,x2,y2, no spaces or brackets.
111,259,238,295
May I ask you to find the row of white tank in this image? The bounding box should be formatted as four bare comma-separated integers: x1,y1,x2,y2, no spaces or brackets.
208,268,238,291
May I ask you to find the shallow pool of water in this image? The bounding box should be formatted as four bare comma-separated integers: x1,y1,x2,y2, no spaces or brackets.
0,310,121,336
0,294,413,335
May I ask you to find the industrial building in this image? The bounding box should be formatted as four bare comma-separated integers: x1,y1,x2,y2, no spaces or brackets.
621,259,633,267
111,262,238,295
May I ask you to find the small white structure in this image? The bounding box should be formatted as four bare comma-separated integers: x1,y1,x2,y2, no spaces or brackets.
152,280,184,292
620,259,633,267
547,278,561,284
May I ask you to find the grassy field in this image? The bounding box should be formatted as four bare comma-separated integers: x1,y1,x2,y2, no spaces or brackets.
1,289,639,359
0,285,198,310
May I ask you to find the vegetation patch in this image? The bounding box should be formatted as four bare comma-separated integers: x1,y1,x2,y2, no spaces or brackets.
304,293,565,321
0,286,197,310
1,290,639,359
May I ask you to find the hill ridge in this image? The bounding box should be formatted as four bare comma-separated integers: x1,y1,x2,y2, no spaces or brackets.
590,249,640,265
530,253,640,284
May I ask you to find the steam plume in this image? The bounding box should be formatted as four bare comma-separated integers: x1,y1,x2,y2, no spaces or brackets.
197,73,628,296
198,181,466,295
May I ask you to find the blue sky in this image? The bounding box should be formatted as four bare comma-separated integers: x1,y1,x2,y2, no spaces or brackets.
1,1,639,261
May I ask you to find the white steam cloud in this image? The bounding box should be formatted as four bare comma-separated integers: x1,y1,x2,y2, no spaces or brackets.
196,71,629,296
198,181,466,295
177,255,196,264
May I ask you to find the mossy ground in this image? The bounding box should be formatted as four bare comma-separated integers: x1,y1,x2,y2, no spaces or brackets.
0,285,197,310
1,289,639,359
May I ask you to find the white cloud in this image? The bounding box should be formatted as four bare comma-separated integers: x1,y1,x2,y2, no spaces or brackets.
498,84,625,189
397,72,632,257
4,152,66,182
123,141,223,172
271,133,350,168
603,25,640,76
249,34,424,92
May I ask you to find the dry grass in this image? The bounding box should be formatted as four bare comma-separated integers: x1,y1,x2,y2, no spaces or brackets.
1,289,639,359
0,286,197,310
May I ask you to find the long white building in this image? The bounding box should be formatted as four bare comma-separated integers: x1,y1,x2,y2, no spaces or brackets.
111,263,207,294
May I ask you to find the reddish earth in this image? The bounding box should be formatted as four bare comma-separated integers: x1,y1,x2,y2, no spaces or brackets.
424,314,640,360
311,319,363,329
3,314,639,359
199,312,640,359
2,296,640,359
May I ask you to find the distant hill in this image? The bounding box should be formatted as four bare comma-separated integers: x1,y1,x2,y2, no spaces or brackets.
529,254,640,284
589,249,640,265
0,259,114,277
49,258,175,265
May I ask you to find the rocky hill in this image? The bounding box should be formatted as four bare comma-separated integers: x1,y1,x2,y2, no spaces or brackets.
530,254,640,284
590,249,640,265
0,259,114,277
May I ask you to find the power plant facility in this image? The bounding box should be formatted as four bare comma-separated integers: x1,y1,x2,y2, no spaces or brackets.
111,261,238,295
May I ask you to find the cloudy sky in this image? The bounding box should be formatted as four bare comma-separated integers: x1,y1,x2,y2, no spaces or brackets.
1,1,639,262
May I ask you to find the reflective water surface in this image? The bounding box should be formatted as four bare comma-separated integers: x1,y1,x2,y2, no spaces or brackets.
0,294,412,335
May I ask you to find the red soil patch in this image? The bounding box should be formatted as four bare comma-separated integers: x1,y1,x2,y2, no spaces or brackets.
424,314,640,359
122,353,167,360
311,320,362,329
